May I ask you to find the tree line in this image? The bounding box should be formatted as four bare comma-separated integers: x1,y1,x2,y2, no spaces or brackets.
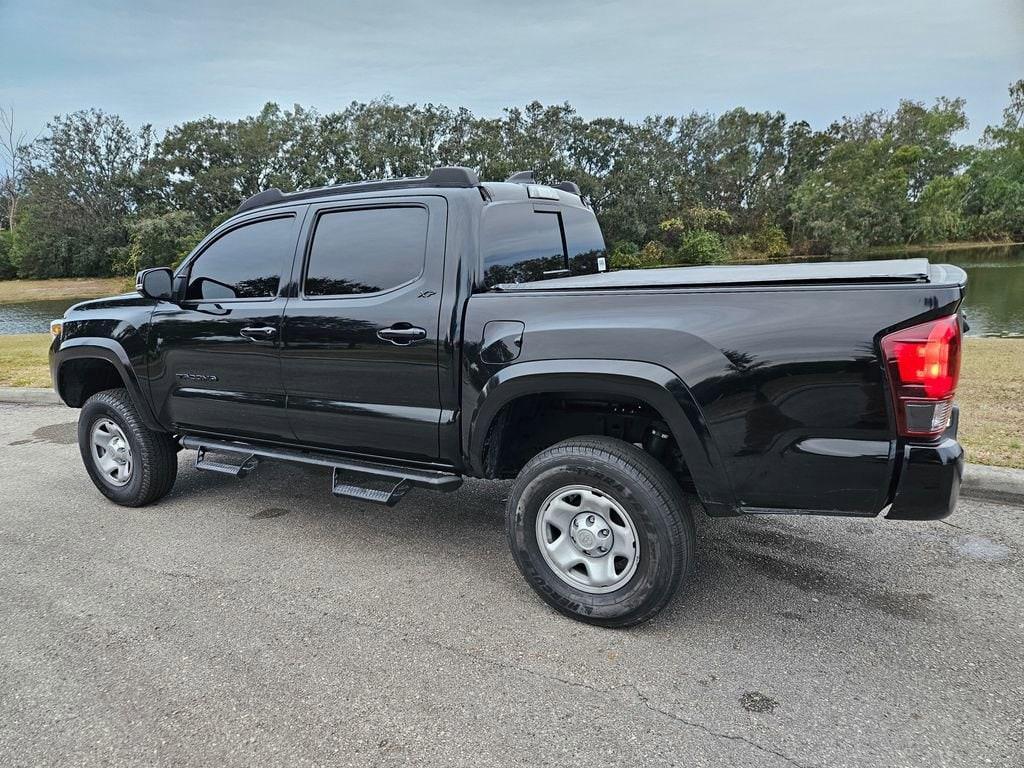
0,80,1021,279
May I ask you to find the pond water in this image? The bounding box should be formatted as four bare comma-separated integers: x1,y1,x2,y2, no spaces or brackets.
0,245,1020,336
958,250,1024,337
810,244,1024,338
0,296,95,335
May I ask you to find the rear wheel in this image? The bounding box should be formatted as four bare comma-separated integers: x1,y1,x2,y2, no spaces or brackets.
78,388,178,507
506,436,696,627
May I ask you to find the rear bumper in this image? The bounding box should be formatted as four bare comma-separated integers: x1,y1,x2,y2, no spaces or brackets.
886,406,964,521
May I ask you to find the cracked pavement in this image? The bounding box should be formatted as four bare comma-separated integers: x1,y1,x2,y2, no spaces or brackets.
1,403,1022,767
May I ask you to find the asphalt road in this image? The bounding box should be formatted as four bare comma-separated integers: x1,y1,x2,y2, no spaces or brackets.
1,403,1021,768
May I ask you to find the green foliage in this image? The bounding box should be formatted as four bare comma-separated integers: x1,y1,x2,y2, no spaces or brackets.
963,80,1024,239
610,240,664,269
750,223,790,258
4,83,1023,279
654,206,732,265
660,207,733,244
657,218,687,248
639,241,668,265
679,109,789,231
674,230,728,264
12,109,152,277
789,97,972,253
142,103,324,226
913,176,969,243
791,138,912,253
0,229,15,278
14,184,129,278
114,211,205,275
609,240,639,263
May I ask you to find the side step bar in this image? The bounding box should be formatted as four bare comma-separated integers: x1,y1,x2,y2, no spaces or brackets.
332,469,412,507
196,446,258,477
180,436,462,504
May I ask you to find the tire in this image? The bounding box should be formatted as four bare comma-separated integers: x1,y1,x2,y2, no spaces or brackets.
506,436,697,628
78,388,178,507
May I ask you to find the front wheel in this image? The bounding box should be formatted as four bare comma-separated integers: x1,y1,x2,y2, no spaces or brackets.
78,388,178,507
506,436,696,627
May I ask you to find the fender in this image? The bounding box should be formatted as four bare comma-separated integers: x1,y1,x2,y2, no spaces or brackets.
52,338,164,432
463,359,737,516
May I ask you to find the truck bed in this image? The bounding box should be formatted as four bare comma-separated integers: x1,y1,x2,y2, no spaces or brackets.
495,259,967,292
467,257,966,518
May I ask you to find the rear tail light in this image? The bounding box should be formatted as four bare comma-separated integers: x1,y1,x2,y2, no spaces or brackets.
880,314,962,438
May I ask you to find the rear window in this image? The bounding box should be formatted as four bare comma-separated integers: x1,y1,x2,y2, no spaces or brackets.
562,207,606,276
481,203,606,288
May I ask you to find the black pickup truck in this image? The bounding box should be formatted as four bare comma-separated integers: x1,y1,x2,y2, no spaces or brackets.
49,166,966,626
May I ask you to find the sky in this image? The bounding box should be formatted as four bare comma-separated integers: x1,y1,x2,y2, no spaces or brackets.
1,0,1022,147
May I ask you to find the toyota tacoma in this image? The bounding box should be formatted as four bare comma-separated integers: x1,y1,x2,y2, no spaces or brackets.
49,166,967,626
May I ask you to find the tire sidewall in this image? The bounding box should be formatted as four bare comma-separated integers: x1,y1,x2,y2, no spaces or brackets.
509,453,678,624
78,397,148,504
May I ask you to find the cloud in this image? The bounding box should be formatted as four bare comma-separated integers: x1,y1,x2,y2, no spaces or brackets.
1,0,1021,141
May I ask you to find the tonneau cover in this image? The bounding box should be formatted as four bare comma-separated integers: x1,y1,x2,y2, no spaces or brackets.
496,258,934,291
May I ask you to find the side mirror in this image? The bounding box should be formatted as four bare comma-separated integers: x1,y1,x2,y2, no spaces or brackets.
136,268,174,301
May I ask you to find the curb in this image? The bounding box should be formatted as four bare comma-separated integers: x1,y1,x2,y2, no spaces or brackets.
1,386,1021,504
0,387,61,405
961,464,1024,506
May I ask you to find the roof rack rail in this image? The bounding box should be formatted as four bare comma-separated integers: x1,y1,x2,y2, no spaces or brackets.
425,167,479,186
235,166,480,215
504,170,581,197
236,188,286,214
505,170,536,184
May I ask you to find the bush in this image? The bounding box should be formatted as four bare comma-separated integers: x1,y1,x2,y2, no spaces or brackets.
610,240,666,269
610,240,639,258
675,229,727,264
751,223,790,258
659,207,733,249
679,206,733,234
606,244,655,272
639,241,668,265
657,218,687,249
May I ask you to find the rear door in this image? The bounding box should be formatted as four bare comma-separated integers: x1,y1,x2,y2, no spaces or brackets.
280,197,447,461
148,210,302,440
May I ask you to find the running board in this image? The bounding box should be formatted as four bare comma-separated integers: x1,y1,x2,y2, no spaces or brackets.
332,469,412,507
180,436,462,504
195,446,258,477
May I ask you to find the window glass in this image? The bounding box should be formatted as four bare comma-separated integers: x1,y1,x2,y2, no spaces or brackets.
305,207,428,296
482,207,567,287
186,216,295,300
562,206,608,276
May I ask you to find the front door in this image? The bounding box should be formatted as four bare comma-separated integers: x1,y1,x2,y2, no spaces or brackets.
280,197,447,461
148,210,303,441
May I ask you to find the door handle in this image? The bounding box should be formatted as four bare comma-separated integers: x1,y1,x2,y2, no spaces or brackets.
377,324,427,345
240,326,277,341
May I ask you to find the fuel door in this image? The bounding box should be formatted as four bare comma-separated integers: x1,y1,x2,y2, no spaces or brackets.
480,321,525,364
